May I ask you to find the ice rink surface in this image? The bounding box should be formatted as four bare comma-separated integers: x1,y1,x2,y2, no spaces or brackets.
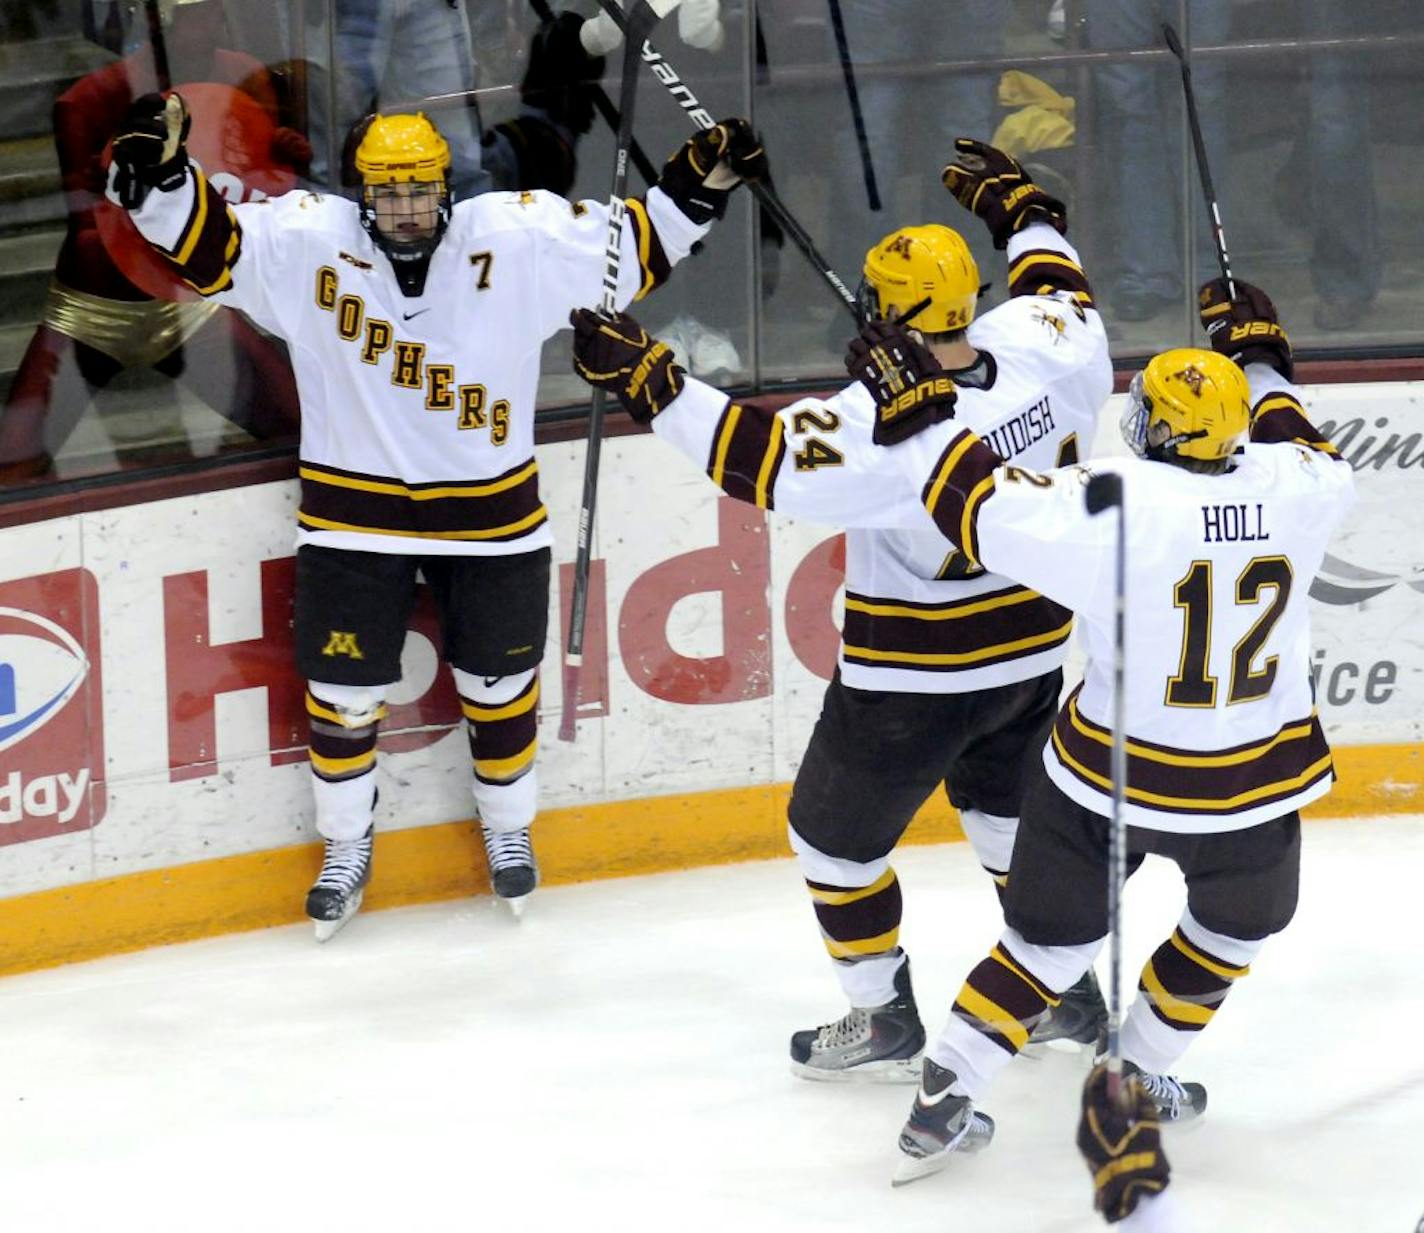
3,814,1422,1233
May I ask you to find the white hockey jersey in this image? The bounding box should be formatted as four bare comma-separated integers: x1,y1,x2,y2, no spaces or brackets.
122,165,708,555
652,223,1111,692
885,363,1355,833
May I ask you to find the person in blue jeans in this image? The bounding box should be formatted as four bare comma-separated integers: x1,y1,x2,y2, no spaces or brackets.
1084,0,1232,322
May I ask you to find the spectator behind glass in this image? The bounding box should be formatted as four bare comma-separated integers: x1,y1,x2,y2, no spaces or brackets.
0,0,303,484
1084,0,1232,323
285,0,498,200
1276,1,1384,332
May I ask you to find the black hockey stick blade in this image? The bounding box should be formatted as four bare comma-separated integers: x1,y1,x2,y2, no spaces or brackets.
1161,21,1186,67
1084,472,1123,515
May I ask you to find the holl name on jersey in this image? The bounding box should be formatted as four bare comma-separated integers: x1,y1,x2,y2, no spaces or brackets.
1202,502,1269,543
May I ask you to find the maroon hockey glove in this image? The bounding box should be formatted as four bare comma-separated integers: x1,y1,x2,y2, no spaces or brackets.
270,126,314,173
1077,1064,1171,1224
570,308,686,424
941,137,1068,250
1198,278,1294,382
657,118,767,223
111,91,191,209
846,318,958,445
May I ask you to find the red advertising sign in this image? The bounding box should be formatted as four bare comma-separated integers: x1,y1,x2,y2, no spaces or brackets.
0,570,105,843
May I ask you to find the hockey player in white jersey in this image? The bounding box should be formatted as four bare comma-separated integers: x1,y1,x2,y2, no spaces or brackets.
844,281,1353,1187
107,89,765,937
570,140,1112,1076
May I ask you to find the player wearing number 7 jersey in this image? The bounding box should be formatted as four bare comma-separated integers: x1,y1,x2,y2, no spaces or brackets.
108,84,765,935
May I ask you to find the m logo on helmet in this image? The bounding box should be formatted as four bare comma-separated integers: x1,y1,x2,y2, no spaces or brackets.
887,236,915,260
1176,364,1207,397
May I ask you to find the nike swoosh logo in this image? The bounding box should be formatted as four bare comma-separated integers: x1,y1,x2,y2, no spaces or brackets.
403,309,430,321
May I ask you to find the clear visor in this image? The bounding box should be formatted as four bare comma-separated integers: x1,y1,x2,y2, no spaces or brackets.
366,181,443,243
1120,370,1150,458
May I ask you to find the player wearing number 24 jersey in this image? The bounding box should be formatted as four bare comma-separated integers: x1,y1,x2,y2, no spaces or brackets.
571,241,1351,1199
572,138,1113,1087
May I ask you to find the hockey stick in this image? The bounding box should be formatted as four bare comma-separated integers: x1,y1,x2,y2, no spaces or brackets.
826,0,882,211
1084,470,1128,1105
560,0,670,743
526,0,661,187
592,0,860,320
1161,23,1236,300
142,0,171,92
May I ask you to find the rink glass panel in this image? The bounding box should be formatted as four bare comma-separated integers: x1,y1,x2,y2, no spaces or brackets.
1,0,1421,501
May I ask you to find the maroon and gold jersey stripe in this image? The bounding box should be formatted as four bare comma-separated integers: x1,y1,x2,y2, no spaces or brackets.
842,586,1072,673
298,459,547,541
1007,247,1094,309
165,167,243,297
625,195,672,301
1050,684,1335,815
707,400,788,509
1250,393,1340,456
920,430,1001,567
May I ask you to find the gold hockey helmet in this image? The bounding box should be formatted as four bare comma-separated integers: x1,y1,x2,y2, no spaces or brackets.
858,224,980,334
354,113,451,186
1121,348,1251,463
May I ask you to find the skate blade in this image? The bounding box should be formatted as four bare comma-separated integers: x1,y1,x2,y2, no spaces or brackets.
790,1056,922,1085
311,890,364,943
891,1149,954,1187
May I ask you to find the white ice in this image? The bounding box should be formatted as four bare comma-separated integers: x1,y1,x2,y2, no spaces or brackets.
3,815,1423,1233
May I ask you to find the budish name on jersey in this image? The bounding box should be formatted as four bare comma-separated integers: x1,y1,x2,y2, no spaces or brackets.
314,264,510,444
977,393,1059,463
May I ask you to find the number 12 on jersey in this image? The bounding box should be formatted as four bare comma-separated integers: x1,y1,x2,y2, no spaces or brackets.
1166,556,1293,707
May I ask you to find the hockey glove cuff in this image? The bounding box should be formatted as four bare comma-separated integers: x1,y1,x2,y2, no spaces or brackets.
942,137,1067,250
111,91,191,210
1198,278,1294,382
570,308,686,425
846,318,958,445
1076,1064,1171,1224
657,118,767,224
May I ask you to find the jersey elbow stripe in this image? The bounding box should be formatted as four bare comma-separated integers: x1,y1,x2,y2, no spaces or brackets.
166,173,242,296
1050,685,1335,815
842,587,1072,673
1249,396,1338,454
921,433,1000,557
625,196,670,300
1007,248,1094,306
298,460,547,542
707,401,786,509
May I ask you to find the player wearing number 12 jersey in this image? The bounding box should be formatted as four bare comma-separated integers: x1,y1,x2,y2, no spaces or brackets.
108,86,765,935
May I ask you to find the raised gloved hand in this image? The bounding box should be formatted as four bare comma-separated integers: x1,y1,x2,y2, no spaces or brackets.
522,12,606,137
941,137,1067,250
657,118,767,223
570,307,685,424
1076,1064,1171,1224
110,91,190,209
845,317,958,445
1198,278,1293,381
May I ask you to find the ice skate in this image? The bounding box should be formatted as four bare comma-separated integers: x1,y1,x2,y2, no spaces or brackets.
790,958,925,1083
306,826,373,942
1023,968,1107,1057
891,1058,995,1186
1127,1062,1207,1123
481,824,538,917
